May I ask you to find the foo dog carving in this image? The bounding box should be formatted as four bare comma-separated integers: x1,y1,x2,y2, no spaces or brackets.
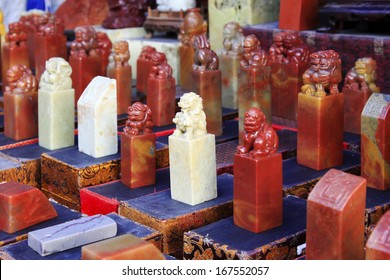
123,102,153,136
179,8,207,47
70,25,99,58
344,57,380,93
221,21,244,56
193,34,219,71
172,92,207,139
5,64,38,93
109,41,130,68
139,45,157,60
236,107,278,158
300,50,342,97
149,52,173,79
6,21,28,47
40,57,72,90
268,31,309,65
240,34,268,70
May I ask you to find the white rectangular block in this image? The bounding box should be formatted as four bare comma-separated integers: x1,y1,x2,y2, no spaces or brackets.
38,88,75,150
28,214,117,256
169,133,217,205
77,76,118,158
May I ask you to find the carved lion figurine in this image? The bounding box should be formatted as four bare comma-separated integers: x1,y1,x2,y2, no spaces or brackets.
40,57,72,90
179,8,207,47
70,25,98,57
123,102,153,135
193,34,219,71
222,21,244,56
139,45,157,61
172,92,207,139
149,52,173,79
236,107,278,158
6,21,27,47
240,34,268,70
301,50,342,97
109,41,130,68
5,64,38,93
344,57,380,93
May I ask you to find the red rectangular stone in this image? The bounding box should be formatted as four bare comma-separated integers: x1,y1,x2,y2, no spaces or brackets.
136,58,154,93
34,34,67,81
361,93,390,190
306,169,366,260
121,133,156,188
179,45,194,90
192,69,222,136
107,65,132,115
233,153,283,233
343,87,372,134
366,210,390,260
279,0,318,31
69,54,101,106
146,77,176,126
4,90,38,140
0,182,57,234
271,63,309,121
297,93,344,170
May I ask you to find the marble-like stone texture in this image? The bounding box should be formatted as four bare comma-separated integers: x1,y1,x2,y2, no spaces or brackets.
366,210,390,260
306,169,366,260
169,133,217,205
107,65,132,115
361,93,390,190
82,233,165,260
220,54,241,109
28,214,117,256
279,0,318,31
209,0,280,52
0,182,58,234
77,76,118,158
127,38,180,81
343,88,373,134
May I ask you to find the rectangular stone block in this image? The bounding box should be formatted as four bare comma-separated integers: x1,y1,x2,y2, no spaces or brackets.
28,214,117,256
343,87,373,134
77,76,118,158
306,169,366,260
4,90,38,141
136,58,155,93
169,133,217,206
82,234,165,260
38,88,75,150
361,93,390,190
121,133,156,188
183,196,307,260
366,210,390,260
179,45,194,90
220,54,241,110
297,93,344,170
107,65,132,115
0,213,161,260
80,168,170,216
119,173,234,255
279,0,318,30
2,45,29,91
192,69,223,136
146,77,176,126
234,153,283,233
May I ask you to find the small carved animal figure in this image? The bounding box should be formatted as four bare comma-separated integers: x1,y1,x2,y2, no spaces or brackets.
179,8,207,47
139,45,157,60
149,52,173,79
301,50,342,97
70,25,99,57
123,102,153,135
172,92,207,139
40,57,72,90
236,107,278,158
193,34,219,71
240,34,268,70
344,57,380,93
268,31,286,64
109,41,130,68
5,64,38,93
6,21,28,47
222,21,244,56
